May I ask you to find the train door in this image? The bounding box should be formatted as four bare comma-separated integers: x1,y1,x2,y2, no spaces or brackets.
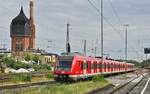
125,64,126,71
118,64,120,71
99,61,102,73
120,64,121,71
79,61,83,75
104,62,106,72
86,61,91,74
117,64,119,71
106,62,108,73
123,64,125,71
97,62,100,74
111,63,113,72
94,61,97,73
102,62,104,73
91,61,94,75
114,63,116,72
121,64,122,71
108,62,110,72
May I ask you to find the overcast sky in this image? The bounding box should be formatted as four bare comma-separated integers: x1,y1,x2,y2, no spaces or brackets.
0,0,150,61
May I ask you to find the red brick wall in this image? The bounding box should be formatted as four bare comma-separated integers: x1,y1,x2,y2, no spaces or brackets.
11,36,30,52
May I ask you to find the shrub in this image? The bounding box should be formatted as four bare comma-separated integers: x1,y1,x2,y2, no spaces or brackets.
47,74,54,79
32,55,39,62
25,54,31,61
3,57,31,69
32,64,51,71
3,57,15,68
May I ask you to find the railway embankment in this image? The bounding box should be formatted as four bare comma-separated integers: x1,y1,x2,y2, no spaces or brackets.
1,70,148,94
1,75,110,94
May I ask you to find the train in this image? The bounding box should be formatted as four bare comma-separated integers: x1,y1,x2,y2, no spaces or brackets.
54,53,135,81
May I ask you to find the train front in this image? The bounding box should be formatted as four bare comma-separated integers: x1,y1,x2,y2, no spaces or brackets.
54,55,74,81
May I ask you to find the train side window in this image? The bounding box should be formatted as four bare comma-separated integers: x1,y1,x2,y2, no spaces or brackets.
105,62,107,69
98,63,100,68
83,63,87,69
102,63,104,69
91,62,94,69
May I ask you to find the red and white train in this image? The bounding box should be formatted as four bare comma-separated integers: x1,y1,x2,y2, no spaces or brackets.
54,53,135,81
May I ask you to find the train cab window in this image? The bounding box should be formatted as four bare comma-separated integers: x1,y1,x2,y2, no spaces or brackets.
57,60,72,70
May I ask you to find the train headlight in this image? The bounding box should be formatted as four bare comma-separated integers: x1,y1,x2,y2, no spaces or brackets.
61,71,65,74
76,71,78,74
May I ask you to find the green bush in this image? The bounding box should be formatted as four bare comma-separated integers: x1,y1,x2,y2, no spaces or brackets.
92,75,107,82
3,57,15,68
32,64,51,71
11,73,32,83
25,54,31,61
2,57,31,69
32,55,39,62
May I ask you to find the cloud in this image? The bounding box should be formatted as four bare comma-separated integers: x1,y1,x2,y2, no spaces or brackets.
0,0,150,60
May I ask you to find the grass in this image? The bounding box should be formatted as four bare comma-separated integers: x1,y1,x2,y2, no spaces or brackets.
0,73,53,86
11,73,32,83
4,76,110,94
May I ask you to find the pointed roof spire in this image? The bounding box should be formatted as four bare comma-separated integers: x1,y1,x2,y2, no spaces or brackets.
19,0,24,14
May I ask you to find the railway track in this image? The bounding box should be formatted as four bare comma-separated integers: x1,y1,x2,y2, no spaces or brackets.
109,77,143,94
88,70,149,94
108,71,149,94
0,80,56,90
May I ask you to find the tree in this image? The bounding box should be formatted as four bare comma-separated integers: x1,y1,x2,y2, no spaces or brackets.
32,55,39,63
140,59,150,68
25,54,31,61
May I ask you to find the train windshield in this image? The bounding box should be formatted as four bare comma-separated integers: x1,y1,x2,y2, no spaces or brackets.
57,60,72,70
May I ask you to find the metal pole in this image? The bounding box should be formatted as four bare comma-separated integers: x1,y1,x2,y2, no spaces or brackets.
124,24,129,61
95,39,98,57
66,23,71,54
84,40,86,56
101,0,104,60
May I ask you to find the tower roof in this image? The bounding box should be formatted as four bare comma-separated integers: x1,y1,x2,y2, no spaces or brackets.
10,7,31,37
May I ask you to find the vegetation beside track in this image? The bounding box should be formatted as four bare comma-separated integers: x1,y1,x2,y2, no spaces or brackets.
0,72,54,86
4,75,110,94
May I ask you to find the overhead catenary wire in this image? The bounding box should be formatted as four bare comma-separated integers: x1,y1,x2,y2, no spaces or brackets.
87,0,140,59
0,0,142,59
107,0,123,25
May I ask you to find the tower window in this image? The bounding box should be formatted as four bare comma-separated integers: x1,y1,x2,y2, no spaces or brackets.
16,41,23,51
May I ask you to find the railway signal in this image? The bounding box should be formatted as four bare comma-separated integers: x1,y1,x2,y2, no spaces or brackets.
144,48,150,54
66,23,71,54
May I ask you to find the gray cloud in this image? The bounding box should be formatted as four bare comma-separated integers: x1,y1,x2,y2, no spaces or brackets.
0,0,150,60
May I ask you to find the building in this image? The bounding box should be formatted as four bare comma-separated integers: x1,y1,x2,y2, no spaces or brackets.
10,0,35,52
40,53,58,65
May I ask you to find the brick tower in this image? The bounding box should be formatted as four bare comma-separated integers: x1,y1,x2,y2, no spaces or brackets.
10,0,36,52
10,7,31,52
